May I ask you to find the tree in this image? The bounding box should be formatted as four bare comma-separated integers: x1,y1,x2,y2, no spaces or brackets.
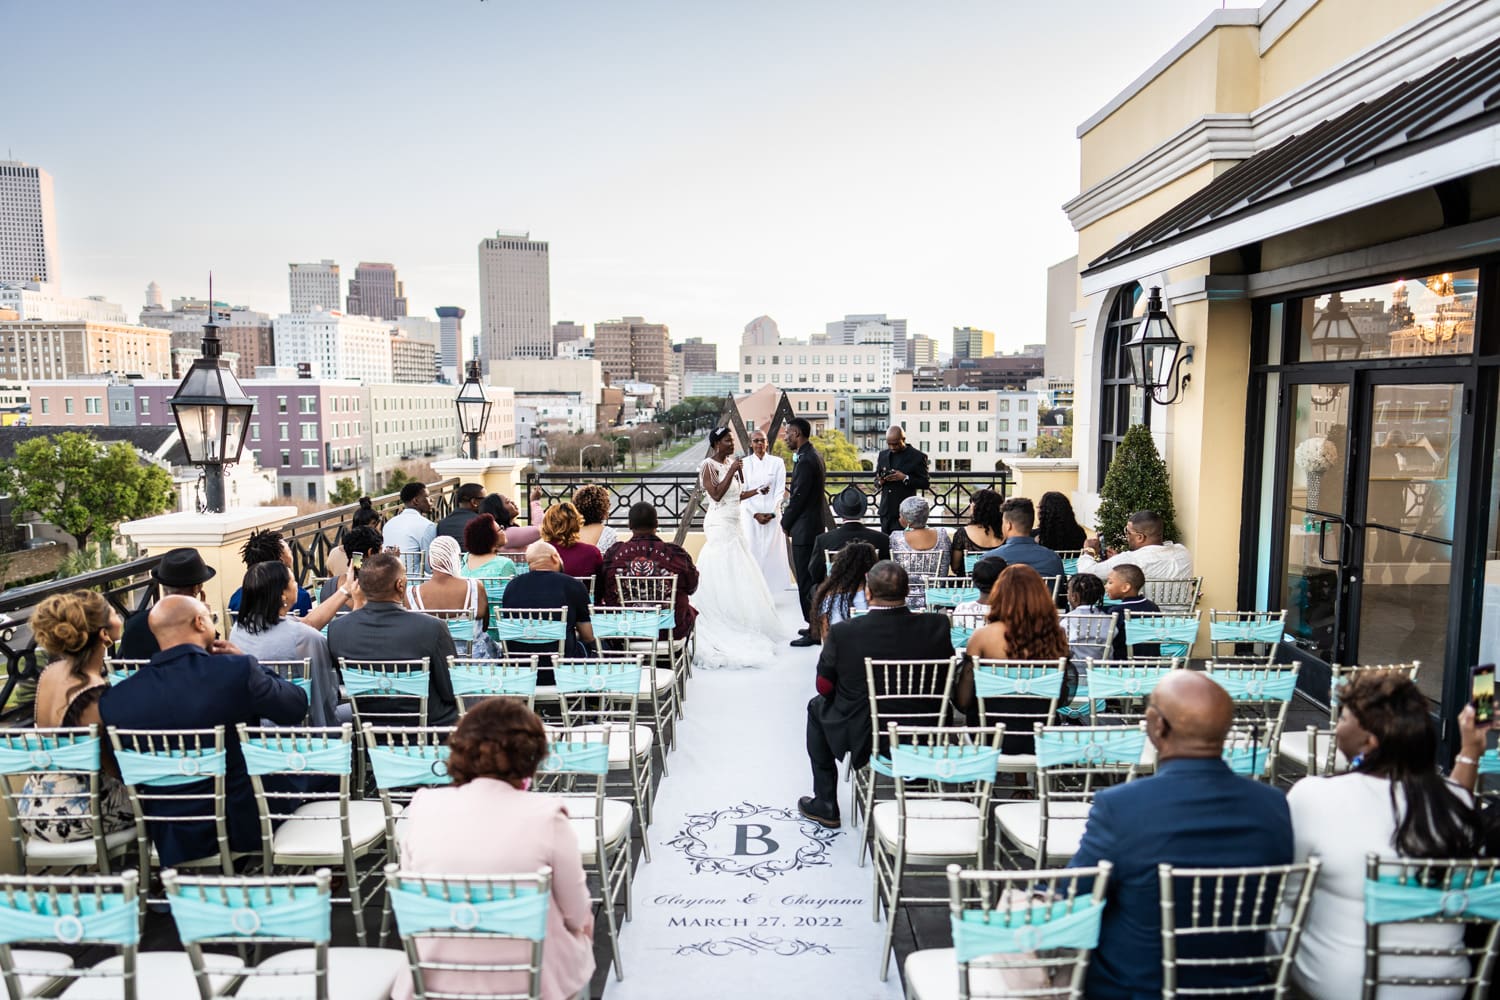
1027,426,1073,459
328,478,363,506
1095,423,1180,549
0,432,176,551
771,427,864,472
385,467,414,492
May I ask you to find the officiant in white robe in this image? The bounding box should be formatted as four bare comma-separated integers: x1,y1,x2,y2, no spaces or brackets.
740,429,791,589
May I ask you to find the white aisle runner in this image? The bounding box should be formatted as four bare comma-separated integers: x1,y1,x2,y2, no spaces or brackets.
608,590,904,999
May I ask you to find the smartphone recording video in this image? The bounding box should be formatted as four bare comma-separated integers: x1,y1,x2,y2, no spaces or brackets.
1472,664,1495,726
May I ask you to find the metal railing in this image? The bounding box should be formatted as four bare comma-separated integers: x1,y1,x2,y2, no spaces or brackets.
524,469,1012,531
281,477,460,587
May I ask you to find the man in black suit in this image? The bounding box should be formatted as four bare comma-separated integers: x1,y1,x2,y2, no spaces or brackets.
116,547,215,660
781,417,827,645
326,551,458,726
799,560,953,828
98,595,307,867
807,486,890,592
874,424,929,534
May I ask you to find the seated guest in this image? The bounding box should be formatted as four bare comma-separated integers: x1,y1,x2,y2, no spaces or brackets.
394,698,594,1000
1070,670,1293,999
1284,672,1481,1000
1078,508,1193,581
326,499,383,583
98,595,307,866
962,564,1075,754
541,502,603,580
384,483,438,563
22,592,133,843
951,555,1005,624
327,553,458,726
1062,572,1111,664
986,497,1064,580
949,487,1006,575
351,495,383,532
231,561,343,727
809,541,879,641
436,482,486,551
408,536,487,649
461,513,521,605
601,503,699,641
889,496,951,610
229,528,354,630
501,541,596,668
807,487,890,590
1035,490,1088,553
573,484,620,554
486,493,543,553
318,525,383,605
800,560,953,829
1104,564,1160,660
117,548,215,660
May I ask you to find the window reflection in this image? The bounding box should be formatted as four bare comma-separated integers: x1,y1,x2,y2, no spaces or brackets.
1299,269,1477,361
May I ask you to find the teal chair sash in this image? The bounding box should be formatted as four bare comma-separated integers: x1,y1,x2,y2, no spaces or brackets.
167,885,331,944
109,670,138,686
0,890,138,946
449,666,538,698
951,899,1103,963
1036,728,1146,768
1209,620,1284,645
889,744,1001,784
367,744,452,790
444,618,477,644
554,662,641,695
1365,875,1500,924
1061,557,1080,576
492,618,566,643
538,740,609,776
590,609,662,639
925,586,979,608
1123,617,1199,659
1209,670,1298,702
343,668,431,698
389,882,548,940
1084,668,1173,699
964,552,985,574
115,747,227,787
1478,749,1500,775
1222,744,1268,777
950,625,977,649
0,736,101,774
973,666,1064,699
240,738,352,777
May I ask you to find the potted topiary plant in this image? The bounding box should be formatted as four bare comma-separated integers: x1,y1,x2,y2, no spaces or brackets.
1095,424,1180,551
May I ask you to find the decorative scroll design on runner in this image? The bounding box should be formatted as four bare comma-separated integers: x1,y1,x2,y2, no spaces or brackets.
666,801,841,884
674,935,834,957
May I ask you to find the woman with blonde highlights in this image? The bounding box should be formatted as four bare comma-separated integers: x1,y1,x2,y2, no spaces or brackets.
541,502,602,580
394,698,594,1000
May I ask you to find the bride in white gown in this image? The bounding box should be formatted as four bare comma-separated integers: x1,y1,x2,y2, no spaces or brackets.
692,427,787,668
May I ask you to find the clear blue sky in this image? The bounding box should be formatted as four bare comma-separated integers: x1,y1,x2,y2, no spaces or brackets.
7,0,1255,360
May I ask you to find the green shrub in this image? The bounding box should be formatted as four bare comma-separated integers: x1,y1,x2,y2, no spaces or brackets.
1095,424,1179,549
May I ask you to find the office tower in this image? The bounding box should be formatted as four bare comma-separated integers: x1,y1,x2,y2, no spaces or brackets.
138,296,275,379
553,320,586,350
0,319,170,379
144,281,163,309
346,262,407,319
273,312,394,383
390,333,438,383
0,161,59,285
674,336,717,374
477,231,550,364
743,315,780,346
288,260,341,313
595,316,672,386
953,326,996,361
827,313,906,369
435,306,465,369
908,334,939,368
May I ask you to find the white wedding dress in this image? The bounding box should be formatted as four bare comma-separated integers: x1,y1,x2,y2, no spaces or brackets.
692,457,786,669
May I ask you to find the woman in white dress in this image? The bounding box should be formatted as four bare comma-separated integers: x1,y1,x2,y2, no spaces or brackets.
692,427,787,668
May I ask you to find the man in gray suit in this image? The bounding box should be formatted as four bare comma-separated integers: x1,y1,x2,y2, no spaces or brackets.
327,552,458,726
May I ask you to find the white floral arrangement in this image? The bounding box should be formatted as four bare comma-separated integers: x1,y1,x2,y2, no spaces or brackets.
1295,436,1338,474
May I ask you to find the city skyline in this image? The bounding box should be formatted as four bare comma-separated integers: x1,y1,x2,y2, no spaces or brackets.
5,0,1257,361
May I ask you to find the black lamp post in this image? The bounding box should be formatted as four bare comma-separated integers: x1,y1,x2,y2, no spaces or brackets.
455,359,492,460
167,298,254,513
1125,286,1192,405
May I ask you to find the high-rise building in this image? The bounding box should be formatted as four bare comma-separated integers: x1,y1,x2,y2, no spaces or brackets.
346,262,407,319
674,336,717,374
435,306,465,370
273,312,394,383
477,231,550,364
953,326,996,361
0,161,59,286
827,313,906,368
288,260,341,313
594,316,672,386
908,334,939,368
0,320,170,379
743,315,780,346
139,295,274,379
390,333,438,383
144,281,162,309
553,320,586,350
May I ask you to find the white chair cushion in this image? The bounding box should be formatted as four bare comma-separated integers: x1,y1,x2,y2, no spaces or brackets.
4,949,73,997
993,754,1036,773
993,800,1092,862
234,947,406,999
566,723,654,764
871,800,983,861
23,828,134,865
546,796,632,861
61,952,244,999
1276,728,1340,770
639,668,675,696
906,946,1043,999
271,800,387,857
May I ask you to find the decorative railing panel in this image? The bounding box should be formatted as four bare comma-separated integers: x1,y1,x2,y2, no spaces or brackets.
282,478,459,587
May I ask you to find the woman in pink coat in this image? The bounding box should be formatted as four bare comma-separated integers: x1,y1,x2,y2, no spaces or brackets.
394,698,596,1000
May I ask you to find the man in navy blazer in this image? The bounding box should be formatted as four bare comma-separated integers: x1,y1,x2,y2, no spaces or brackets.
99,594,307,868
1069,670,1292,999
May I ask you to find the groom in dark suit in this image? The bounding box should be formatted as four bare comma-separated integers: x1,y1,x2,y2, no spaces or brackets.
781,417,827,646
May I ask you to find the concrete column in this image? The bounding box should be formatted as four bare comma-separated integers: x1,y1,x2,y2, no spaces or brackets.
430,457,533,502
1007,458,1081,506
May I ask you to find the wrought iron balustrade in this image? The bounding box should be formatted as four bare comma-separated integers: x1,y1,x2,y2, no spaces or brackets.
282,477,459,587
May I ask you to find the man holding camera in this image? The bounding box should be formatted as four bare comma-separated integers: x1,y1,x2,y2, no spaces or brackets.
874,424,929,534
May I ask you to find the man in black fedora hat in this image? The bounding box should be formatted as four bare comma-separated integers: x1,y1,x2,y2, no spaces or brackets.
116,548,216,660
802,485,890,609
